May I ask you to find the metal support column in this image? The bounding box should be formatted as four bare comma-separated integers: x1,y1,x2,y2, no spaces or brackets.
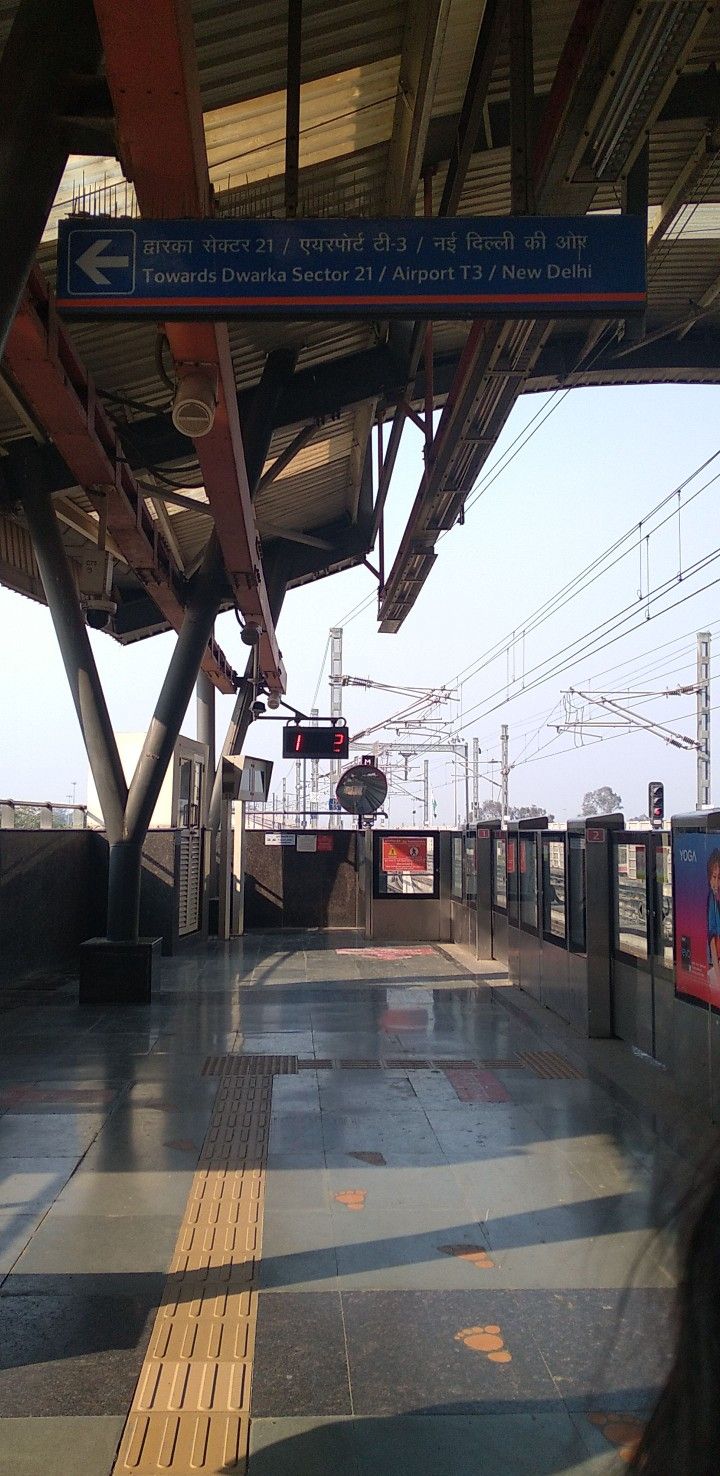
329,627,343,826
196,667,216,769
423,169,434,460
21,481,127,844
464,740,470,826
206,351,297,834
508,0,536,215
284,0,302,218
501,724,509,821
310,708,319,825
472,736,479,822
108,535,227,942
124,535,228,853
423,759,429,826
697,631,712,808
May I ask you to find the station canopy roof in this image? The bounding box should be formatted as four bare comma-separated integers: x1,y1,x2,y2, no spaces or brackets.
0,0,719,671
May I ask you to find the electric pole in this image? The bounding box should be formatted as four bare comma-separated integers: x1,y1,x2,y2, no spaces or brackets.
423,760,429,826
329,627,343,827
501,724,509,822
697,631,711,808
472,737,479,823
310,707,319,827
295,758,302,828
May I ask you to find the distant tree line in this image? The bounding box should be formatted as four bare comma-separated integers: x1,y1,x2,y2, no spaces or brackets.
476,800,555,823
474,785,623,824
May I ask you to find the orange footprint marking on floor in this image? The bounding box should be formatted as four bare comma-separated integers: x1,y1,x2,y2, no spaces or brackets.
588,1412,644,1463
334,1189,366,1211
438,1244,495,1269
454,1324,512,1362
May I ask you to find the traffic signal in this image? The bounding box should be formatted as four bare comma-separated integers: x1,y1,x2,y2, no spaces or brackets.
648,781,664,826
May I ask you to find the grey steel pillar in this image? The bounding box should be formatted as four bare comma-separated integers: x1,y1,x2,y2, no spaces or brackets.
196,667,216,767
106,839,143,941
124,535,227,851
21,481,127,843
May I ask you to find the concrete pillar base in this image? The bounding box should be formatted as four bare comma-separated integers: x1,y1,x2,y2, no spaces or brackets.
79,936,161,1004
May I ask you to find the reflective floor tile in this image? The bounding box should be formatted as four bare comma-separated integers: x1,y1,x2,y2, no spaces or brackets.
0,1415,126,1476
253,1293,351,1416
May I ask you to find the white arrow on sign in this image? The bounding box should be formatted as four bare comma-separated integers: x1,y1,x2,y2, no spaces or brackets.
76,238,131,286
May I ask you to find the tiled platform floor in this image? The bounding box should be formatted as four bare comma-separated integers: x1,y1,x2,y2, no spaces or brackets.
0,931,710,1474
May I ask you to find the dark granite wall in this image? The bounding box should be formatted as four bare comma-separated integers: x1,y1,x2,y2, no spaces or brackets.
244,831,360,929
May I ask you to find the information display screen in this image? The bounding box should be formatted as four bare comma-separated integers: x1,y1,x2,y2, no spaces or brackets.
282,725,349,759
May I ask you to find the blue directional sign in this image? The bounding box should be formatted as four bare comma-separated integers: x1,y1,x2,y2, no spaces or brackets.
56,215,646,320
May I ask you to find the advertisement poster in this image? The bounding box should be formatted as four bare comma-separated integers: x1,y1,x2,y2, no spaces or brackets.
673,832,720,1006
381,837,429,874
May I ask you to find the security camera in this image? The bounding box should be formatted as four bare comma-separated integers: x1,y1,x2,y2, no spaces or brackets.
267,694,281,710
241,622,260,646
251,699,266,717
85,596,117,632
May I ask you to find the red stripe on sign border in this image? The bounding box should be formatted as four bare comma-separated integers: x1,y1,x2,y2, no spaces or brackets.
56,291,647,310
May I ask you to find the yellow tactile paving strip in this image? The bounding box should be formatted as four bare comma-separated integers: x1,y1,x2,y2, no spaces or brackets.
515,1049,585,1079
112,1070,271,1475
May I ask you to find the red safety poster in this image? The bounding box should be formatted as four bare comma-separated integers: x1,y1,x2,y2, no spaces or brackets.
381,837,428,873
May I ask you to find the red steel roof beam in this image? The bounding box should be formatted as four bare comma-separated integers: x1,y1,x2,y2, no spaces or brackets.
379,0,638,629
93,0,285,694
4,267,236,693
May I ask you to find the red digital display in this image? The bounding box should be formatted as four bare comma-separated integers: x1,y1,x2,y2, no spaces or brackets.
282,724,349,759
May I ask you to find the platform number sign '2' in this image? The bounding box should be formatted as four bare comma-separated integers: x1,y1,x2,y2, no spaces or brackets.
282,725,349,760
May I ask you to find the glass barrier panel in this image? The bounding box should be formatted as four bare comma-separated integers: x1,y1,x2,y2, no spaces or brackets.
568,834,586,952
452,834,464,899
465,834,477,899
494,835,507,909
376,834,436,897
654,843,673,969
542,836,566,941
178,755,193,827
507,836,519,924
519,834,538,931
614,841,648,960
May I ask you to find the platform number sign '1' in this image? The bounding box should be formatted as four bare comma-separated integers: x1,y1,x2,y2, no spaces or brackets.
282,724,349,760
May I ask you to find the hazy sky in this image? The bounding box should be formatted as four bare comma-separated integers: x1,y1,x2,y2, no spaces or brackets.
2,380,719,828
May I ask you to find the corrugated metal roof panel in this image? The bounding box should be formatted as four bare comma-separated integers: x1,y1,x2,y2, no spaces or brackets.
0,0,18,53
428,147,512,216
432,0,483,118
217,141,389,220
646,241,720,310
205,57,398,192
255,411,356,527
489,0,578,104
191,0,406,111
649,121,719,203
688,6,720,67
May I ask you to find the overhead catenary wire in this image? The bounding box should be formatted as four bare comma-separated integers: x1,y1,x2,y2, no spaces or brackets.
452,448,720,692
457,560,720,732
